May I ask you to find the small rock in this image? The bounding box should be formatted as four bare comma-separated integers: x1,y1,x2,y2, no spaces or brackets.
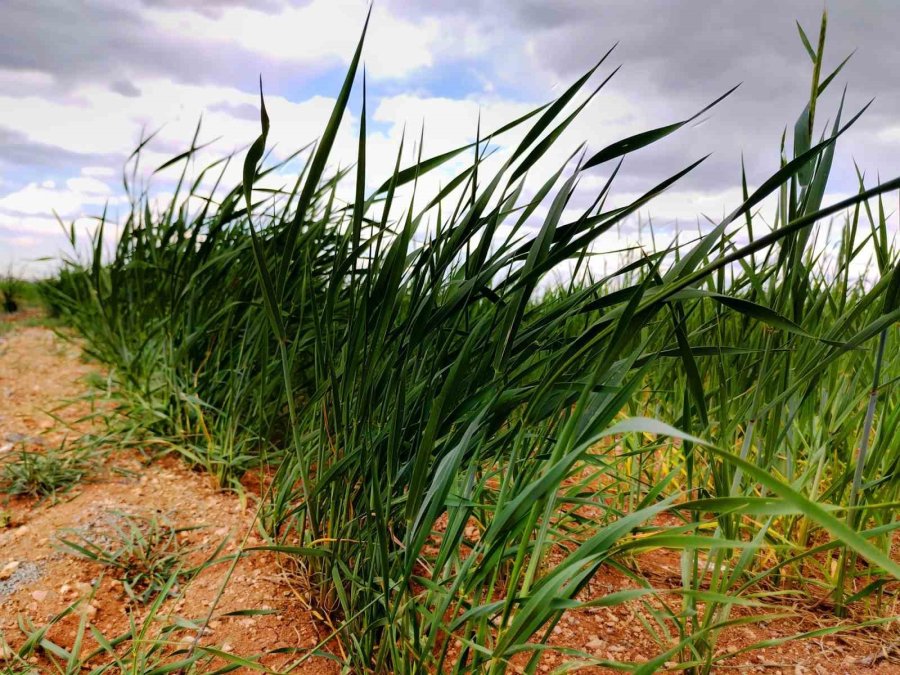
73,581,92,595
0,561,20,580
586,636,605,650
31,589,50,602
78,603,98,619
221,642,233,653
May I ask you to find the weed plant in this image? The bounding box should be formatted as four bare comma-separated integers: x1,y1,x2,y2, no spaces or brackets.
58,511,203,604
0,444,95,499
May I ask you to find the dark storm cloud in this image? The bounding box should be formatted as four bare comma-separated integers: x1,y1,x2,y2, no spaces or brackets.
0,0,332,96
384,0,899,106
139,0,289,19
110,79,142,98
386,0,900,196
0,127,119,176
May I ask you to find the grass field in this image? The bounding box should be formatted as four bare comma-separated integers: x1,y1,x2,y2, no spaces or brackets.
7,12,899,673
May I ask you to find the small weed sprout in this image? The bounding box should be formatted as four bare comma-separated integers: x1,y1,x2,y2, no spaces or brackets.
58,511,202,603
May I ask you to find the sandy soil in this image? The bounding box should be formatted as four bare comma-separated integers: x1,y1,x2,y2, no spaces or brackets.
1,323,338,673
1,319,898,673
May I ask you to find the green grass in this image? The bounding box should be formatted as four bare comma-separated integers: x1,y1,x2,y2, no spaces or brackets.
0,444,96,499
1,272,22,314
0,274,46,314
57,511,204,604
39,11,899,673
2,570,236,674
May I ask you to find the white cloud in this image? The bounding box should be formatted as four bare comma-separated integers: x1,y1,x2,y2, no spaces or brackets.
65,176,113,195
373,95,535,149
877,126,900,144
0,210,116,277
0,67,56,96
0,182,106,216
0,79,353,180
81,166,118,178
144,0,439,80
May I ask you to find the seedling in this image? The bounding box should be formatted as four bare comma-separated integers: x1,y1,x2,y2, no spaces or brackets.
58,511,203,604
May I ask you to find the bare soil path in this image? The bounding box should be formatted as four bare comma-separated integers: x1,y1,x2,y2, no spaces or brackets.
1,323,337,673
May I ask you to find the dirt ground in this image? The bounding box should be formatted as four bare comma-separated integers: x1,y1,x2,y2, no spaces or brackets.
1,322,339,673
1,318,898,673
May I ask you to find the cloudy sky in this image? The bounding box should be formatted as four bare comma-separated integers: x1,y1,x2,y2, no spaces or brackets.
2,0,899,275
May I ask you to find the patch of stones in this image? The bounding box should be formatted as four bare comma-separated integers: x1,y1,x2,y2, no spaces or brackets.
0,560,43,598
63,504,159,550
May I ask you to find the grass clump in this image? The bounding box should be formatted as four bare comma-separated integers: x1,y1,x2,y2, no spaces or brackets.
3,574,225,674
57,511,202,604
1,278,19,314
0,271,47,315
43,11,899,673
0,445,94,498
